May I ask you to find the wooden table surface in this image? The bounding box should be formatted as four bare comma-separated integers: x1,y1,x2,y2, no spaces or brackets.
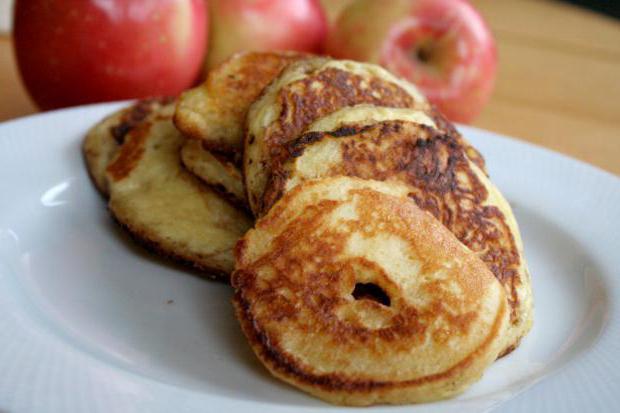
1,0,619,175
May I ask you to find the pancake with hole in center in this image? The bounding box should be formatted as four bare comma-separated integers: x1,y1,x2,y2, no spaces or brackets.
244,58,486,216
83,98,174,196
232,177,509,405
261,107,533,356
174,51,310,163
105,101,252,279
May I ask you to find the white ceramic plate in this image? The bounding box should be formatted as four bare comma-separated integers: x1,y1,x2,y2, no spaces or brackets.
1,102,619,413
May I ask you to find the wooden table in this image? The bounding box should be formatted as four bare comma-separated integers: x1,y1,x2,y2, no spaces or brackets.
471,0,620,175
1,0,619,175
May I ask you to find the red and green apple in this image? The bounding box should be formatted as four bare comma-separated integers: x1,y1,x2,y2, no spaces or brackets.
326,0,497,123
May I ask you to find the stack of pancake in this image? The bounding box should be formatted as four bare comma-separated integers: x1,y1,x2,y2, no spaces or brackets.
83,52,533,406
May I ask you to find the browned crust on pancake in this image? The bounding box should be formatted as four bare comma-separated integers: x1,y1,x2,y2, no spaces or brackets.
83,97,175,196
104,100,246,281
232,183,507,401
427,105,487,174
110,211,229,282
233,288,505,393
111,97,175,145
174,51,311,162
263,122,521,326
106,121,151,182
263,67,418,157
247,67,485,215
107,105,178,182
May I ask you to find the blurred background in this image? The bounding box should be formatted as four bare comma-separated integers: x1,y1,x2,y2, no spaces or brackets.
0,0,618,174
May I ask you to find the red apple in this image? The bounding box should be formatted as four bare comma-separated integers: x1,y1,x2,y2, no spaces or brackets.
13,0,207,110
325,0,497,123
205,0,327,71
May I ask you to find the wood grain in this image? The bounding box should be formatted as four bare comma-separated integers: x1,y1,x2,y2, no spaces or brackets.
0,36,36,120
0,0,619,174
471,0,620,174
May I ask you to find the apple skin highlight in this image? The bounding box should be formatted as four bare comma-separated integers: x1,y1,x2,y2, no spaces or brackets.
326,0,497,123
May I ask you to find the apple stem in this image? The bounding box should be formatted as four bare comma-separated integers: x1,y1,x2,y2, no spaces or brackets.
415,44,433,64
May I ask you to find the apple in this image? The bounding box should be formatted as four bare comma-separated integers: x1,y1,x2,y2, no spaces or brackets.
13,0,207,110
319,0,354,25
325,0,497,123
205,0,327,71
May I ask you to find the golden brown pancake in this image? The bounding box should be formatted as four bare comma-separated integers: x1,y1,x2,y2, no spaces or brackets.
180,139,247,209
233,177,508,405
305,104,486,173
262,113,533,355
105,102,252,279
83,98,173,196
174,51,310,163
244,58,484,216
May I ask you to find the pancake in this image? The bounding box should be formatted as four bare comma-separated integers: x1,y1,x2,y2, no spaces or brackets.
181,139,247,209
106,102,252,278
244,58,427,215
305,104,436,132
262,113,533,355
83,98,173,196
244,58,485,216
306,104,486,173
174,51,310,163
232,177,509,405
